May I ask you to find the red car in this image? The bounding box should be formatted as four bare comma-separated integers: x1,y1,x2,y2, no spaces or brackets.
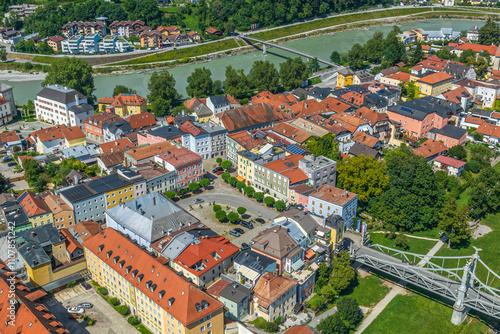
216,170,224,175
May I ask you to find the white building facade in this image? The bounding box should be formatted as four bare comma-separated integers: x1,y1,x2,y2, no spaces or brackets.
35,85,89,126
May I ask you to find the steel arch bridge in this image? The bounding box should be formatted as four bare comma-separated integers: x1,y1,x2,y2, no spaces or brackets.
351,244,500,324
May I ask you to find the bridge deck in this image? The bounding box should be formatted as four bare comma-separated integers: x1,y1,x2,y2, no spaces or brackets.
353,246,500,319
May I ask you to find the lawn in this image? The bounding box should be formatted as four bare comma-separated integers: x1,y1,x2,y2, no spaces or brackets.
457,186,472,208
341,274,390,307
184,14,200,32
252,8,431,40
363,294,488,334
433,212,500,288
111,39,240,65
368,232,438,256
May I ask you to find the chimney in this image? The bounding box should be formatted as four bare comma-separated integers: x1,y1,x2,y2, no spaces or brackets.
56,198,60,205
74,174,78,185
75,94,80,106
153,196,156,206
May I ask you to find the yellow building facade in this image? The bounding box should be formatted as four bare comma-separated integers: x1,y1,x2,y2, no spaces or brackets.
237,152,256,186
415,80,453,97
30,212,54,228
105,184,135,209
84,228,225,334
337,68,354,88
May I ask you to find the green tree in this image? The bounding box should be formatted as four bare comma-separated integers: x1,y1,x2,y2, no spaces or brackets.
275,200,286,212
254,192,264,202
113,85,137,96
236,181,245,190
346,43,365,70
215,210,227,221
42,57,96,103
148,70,179,117
337,155,389,203
468,167,500,219
478,17,500,45
459,49,476,64
320,285,337,303
472,132,483,142
303,134,340,161
437,46,452,60
37,42,53,55
0,47,6,62
465,160,481,174
448,145,467,161
279,57,308,89
177,188,188,198
308,296,326,310
315,262,330,292
439,199,471,248
24,62,33,71
228,176,237,185
249,60,279,92
216,157,223,164
188,182,200,192
223,65,249,97
329,251,355,293
244,186,255,197
35,177,47,193
213,80,224,95
227,211,239,223
221,160,232,170
363,31,385,63
213,204,222,212
317,313,348,334
394,233,409,250
309,58,320,73
330,50,341,64
237,207,247,215
409,43,425,66
221,172,231,181
165,190,176,199
474,57,488,79
264,196,275,207
337,297,363,330
373,145,443,231
199,178,210,187
186,67,214,98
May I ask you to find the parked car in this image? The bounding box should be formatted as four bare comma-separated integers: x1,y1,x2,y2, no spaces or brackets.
67,307,85,319
7,162,17,167
193,198,204,204
77,302,93,309
216,170,224,175
81,282,91,290
235,228,245,235
229,229,240,237
212,167,223,173
241,243,249,249
2,156,12,163
240,221,254,229
255,218,266,224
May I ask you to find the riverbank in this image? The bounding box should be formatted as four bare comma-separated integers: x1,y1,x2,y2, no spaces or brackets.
0,70,46,82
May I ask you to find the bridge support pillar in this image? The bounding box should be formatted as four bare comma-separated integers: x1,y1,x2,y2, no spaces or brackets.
451,306,470,325
263,44,266,55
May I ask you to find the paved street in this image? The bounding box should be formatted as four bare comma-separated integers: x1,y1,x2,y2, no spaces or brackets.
45,284,139,334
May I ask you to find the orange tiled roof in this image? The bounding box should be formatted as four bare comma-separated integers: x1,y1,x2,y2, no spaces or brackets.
454,43,498,55
83,228,224,326
126,141,175,161
341,91,365,107
218,103,289,132
155,147,203,168
441,87,472,104
18,191,49,218
352,132,379,148
385,71,411,83
71,221,102,242
253,272,297,309
309,184,357,206
0,131,20,143
284,326,318,334
227,129,268,150
272,123,311,143
476,122,500,139
44,194,72,215
353,106,389,125
287,99,328,117
174,236,239,277
413,139,448,159
108,93,147,107
100,138,133,154
59,228,82,254
263,155,308,184
59,126,85,142
418,71,453,85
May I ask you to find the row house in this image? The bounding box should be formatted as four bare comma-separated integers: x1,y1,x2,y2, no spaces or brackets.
454,78,500,109
137,125,184,146
35,84,94,127
154,147,204,188
427,124,467,148
237,144,286,187
61,20,106,37
125,141,176,167
308,185,358,228
98,93,147,117
29,125,86,154
134,162,177,194
109,20,146,37
84,113,124,143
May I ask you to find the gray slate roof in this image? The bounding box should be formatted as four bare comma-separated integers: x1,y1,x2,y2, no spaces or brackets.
69,103,93,114
219,282,252,303
16,224,64,267
234,249,276,273
37,85,86,104
388,96,461,121
208,95,229,106
349,142,380,158
275,209,318,235
428,124,467,140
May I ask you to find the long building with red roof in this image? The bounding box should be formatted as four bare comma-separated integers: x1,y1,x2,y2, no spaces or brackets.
83,228,224,334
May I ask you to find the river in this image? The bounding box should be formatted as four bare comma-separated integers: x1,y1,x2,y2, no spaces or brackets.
1,19,485,105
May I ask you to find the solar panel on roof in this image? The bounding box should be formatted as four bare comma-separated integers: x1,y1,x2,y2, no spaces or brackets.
401,107,412,113
285,144,305,155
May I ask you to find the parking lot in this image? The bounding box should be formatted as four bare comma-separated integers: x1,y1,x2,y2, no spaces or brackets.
45,284,138,334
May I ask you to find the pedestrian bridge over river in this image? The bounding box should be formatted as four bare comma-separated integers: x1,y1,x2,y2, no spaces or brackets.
351,243,500,324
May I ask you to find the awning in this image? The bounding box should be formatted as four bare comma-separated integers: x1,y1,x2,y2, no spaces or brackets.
312,245,326,254
316,231,325,237
238,266,260,281
292,259,305,271
305,250,315,260
41,272,85,292
236,176,245,182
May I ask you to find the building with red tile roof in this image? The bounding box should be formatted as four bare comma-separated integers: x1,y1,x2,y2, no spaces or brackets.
0,260,69,334
84,113,124,143
440,86,472,106
476,122,500,144
99,137,133,154
173,236,239,286
125,111,156,130
124,140,176,167
214,103,289,133
319,96,353,113
433,155,467,177
0,130,19,143
253,272,297,322
97,93,147,117
413,139,448,161
205,27,223,36
286,99,329,117
154,147,203,188
251,90,295,109
453,43,498,57
380,71,412,86
329,112,372,135
416,71,454,97
352,131,381,148
43,194,74,230
18,191,52,228
226,129,269,164
83,228,225,333
29,125,86,154
271,122,311,144
285,325,320,334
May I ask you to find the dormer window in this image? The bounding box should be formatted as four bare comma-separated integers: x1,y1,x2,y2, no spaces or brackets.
146,280,152,289
150,284,157,293
106,251,113,259
132,269,138,278
126,265,132,274
119,260,125,268
137,274,144,283
98,245,104,253
113,256,120,264
159,290,165,300
168,297,175,307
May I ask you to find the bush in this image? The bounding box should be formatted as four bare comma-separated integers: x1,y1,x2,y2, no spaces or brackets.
188,182,200,192
473,132,483,142
24,62,33,70
165,190,176,199
213,204,222,212
109,297,119,306
308,295,326,311
128,316,141,325
227,211,239,223
237,207,247,215
199,178,210,187
215,210,226,221
250,317,279,333
177,188,188,198
236,181,246,190
88,318,96,326
254,192,264,202
337,297,363,330
216,157,223,164
221,160,233,169
117,305,130,315
395,233,409,250
66,281,76,288
264,196,275,207
97,287,108,295
83,315,89,321
244,186,255,197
